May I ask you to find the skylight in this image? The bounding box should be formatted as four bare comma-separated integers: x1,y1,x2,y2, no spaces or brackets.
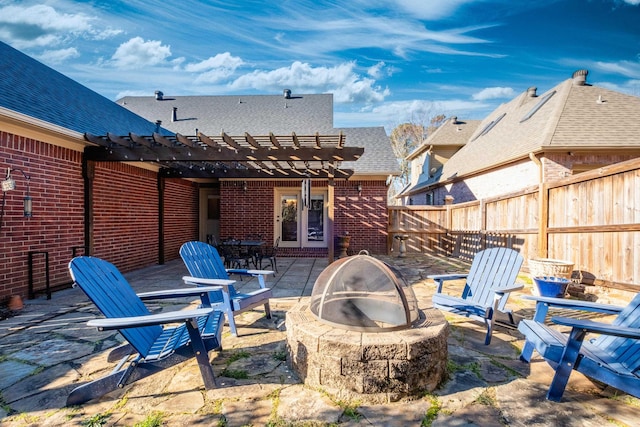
470,113,506,141
520,90,556,122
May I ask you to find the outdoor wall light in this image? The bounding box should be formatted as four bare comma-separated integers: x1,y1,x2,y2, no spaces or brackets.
243,181,248,192
357,183,362,196
1,167,33,229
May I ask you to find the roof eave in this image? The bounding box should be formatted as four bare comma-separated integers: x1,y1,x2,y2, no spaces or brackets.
0,106,85,150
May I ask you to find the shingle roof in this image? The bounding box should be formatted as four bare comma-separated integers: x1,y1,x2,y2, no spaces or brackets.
119,93,399,176
118,93,335,135
402,117,481,195
337,126,399,175
407,117,480,161
434,72,640,183
0,42,160,136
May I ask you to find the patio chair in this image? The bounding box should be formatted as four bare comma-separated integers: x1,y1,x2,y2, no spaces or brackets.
67,256,225,405
180,241,274,336
518,293,640,401
257,237,279,273
428,247,524,345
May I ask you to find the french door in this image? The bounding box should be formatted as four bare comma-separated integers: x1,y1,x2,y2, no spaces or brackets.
275,188,327,248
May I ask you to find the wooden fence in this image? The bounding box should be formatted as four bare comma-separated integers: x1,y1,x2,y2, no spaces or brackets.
388,157,640,292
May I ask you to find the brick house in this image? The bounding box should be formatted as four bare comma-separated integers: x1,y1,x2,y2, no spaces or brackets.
0,41,398,303
400,70,640,205
117,92,398,258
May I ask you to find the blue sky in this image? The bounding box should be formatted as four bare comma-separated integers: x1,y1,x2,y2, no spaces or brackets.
1,0,639,133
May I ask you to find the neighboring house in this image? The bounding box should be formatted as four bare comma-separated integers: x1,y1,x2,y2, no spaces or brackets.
400,116,480,205
117,92,399,257
0,41,397,302
402,70,640,205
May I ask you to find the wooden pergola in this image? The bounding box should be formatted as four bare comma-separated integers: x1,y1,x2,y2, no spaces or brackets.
84,131,363,179
82,131,364,261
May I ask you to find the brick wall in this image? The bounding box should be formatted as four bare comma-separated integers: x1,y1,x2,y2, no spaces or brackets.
220,179,389,256
0,131,199,302
163,178,199,260
91,162,160,272
334,180,388,255
1,131,84,301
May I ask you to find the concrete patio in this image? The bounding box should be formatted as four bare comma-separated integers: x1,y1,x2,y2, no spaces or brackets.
1,254,639,426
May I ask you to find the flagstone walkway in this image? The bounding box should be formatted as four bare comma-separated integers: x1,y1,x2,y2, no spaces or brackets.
1,254,638,426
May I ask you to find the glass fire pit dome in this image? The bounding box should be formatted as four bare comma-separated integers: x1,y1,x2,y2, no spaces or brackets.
309,252,420,332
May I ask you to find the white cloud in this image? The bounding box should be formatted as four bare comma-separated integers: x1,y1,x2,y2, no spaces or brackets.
230,61,390,104
335,97,490,131
367,62,387,79
37,47,80,63
111,37,172,69
185,53,245,83
472,87,515,101
594,60,640,79
0,3,118,49
392,0,478,20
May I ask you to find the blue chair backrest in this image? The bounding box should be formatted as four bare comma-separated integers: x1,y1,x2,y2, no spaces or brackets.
594,292,640,372
69,256,162,357
180,241,238,298
464,247,524,309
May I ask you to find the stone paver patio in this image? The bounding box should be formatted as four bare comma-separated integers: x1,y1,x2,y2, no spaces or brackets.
1,254,639,426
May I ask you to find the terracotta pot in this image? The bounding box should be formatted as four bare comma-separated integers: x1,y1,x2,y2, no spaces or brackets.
8,295,24,311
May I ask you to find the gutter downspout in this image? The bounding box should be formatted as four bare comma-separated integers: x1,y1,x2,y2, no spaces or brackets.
529,153,547,258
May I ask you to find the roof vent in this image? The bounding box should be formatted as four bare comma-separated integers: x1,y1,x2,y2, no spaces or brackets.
527,87,537,97
572,69,588,86
450,116,458,124
172,107,177,122
283,89,292,99
155,90,164,100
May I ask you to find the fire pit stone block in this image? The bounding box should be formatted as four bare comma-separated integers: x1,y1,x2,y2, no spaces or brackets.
286,303,449,404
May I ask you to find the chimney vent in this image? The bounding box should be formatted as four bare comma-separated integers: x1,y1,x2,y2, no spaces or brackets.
572,69,588,86
172,107,177,122
155,90,164,100
527,87,537,97
283,89,292,99
155,120,162,132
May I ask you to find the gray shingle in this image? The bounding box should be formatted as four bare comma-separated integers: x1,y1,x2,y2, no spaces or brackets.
0,42,160,136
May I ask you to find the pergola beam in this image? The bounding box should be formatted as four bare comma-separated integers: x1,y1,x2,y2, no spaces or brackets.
84,132,362,180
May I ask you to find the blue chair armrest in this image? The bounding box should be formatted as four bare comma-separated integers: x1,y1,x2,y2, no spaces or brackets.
87,308,214,331
521,295,623,314
182,276,235,288
428,273,468,293
551,316,640,340
493,282,525,296
137,286,223,300
428,273,468,281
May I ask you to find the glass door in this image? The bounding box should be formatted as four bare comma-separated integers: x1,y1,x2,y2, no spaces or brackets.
275,188,327,248
278,193,299,247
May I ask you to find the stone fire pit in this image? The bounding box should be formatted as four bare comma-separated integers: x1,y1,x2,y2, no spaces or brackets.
286,304,449,403
286,253,449,403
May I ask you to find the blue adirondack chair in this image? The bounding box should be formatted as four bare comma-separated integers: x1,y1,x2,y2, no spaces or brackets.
428,247,524,345
180,241,274,336
518,293,640,401
67,256,225,406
